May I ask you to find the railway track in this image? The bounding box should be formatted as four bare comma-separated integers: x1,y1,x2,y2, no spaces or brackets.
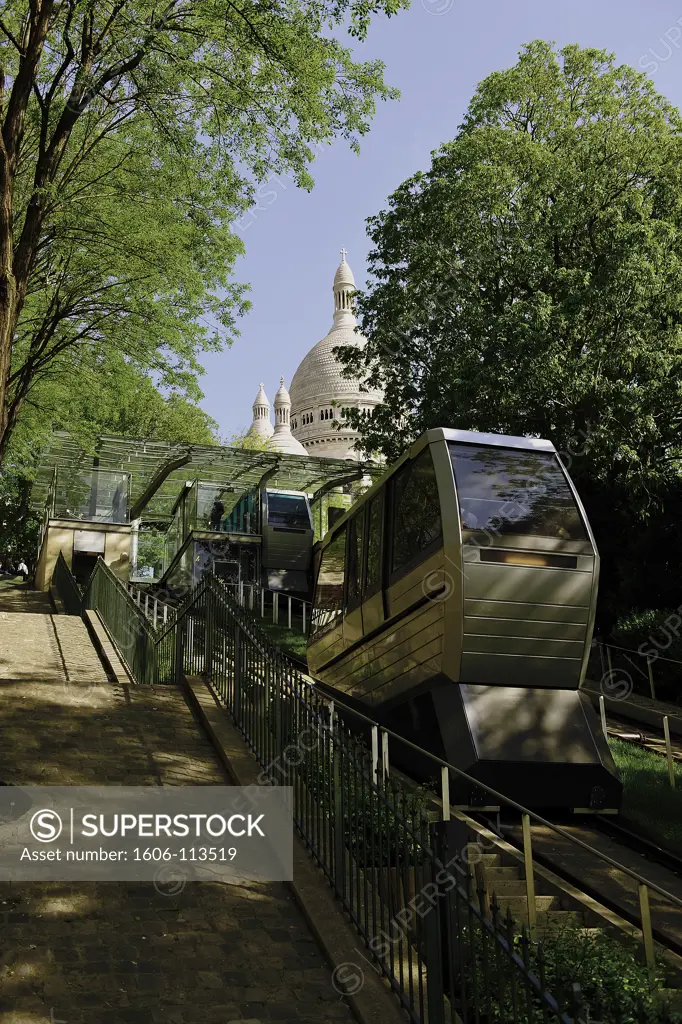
606,710,682,762
488,810,682,964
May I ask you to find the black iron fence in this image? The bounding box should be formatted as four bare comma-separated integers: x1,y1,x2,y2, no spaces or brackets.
53,551,84,615
151,573,582,1024
51,557,680,1023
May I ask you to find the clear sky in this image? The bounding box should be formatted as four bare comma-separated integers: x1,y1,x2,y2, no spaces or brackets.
197,0,682,440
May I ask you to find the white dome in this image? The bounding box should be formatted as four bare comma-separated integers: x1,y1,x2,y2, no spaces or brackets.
267,430,309,456
289,251,383,460
289,326,381,411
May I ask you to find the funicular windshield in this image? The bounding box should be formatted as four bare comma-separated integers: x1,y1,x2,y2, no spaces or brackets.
449,443,587,541
267,493,310,529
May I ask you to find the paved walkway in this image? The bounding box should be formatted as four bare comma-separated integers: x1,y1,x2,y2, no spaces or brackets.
0,589,355,1024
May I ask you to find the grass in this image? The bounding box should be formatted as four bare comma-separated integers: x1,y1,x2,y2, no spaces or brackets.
257,620,308,662
609,737,682,854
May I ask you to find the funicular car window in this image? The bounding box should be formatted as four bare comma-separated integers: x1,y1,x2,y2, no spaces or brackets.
267,494,310,528
347,513,364,608
391,449,442,575
365,490,384,595
449,444,587,540
310,525,346,638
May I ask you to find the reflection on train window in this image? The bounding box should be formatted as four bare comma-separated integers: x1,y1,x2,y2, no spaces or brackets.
391,449,442,574
310,525,346,637
449,444,587,540
365,490,384,594
347,513,364,607
267,493,310,529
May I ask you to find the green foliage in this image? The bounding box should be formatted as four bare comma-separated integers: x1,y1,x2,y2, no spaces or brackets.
610,737,682,854
258,621,309,660
339,40,682,627
0,0,406,456
612,608,682,656
516,925,676,1024
227,429,271,452
0,471,39,563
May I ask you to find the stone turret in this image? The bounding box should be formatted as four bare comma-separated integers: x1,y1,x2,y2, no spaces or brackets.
266,378,308,456
247,383,273,439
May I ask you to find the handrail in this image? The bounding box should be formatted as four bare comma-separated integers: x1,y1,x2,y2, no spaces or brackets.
598,638,682,668
158,571,579,1023
297,669,682,909
89,566,681,982
51,552,83,616
125,582,172,631
83,558,156,685
365,710,682,909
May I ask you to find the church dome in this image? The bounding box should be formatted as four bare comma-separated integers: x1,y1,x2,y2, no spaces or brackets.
289,250,383,460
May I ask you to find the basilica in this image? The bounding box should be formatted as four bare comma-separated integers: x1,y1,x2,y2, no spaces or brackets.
246,250,383,460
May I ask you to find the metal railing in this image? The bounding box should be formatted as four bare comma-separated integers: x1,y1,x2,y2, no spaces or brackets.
151,573,580,1024
225,582,311,635
126,582,172,630
70,562,682,1021
82,559,158,686
52,552,84,615
589,638,682,703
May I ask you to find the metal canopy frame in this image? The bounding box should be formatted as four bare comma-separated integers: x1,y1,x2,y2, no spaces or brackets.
31,432,383,523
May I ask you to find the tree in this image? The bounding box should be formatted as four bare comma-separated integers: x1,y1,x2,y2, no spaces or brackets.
0,470,39,565
0,0,404,461
339,41,682,625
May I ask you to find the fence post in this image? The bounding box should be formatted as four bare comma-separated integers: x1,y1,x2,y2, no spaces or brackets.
599,694,608,741
381,729,389,781
274,592,279,625
371,725,379,786
332,721,344,900
422,823,446,1024
648,659,656,702
153,599,158,630
174,617,183,685
663,716,675,788
441,765,450,821
234,624,242,723
261,588,265,620
302,602,307,635
522,813,537,942
638,883,656,972
287,596,292,630
205,587,214,683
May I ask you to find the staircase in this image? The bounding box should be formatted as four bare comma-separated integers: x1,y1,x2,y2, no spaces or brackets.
470,846,586,936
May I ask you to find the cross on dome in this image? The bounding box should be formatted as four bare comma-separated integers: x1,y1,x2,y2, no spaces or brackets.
340,247,347,261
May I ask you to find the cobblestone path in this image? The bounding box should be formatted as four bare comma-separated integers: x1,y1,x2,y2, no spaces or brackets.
0,593,356,1024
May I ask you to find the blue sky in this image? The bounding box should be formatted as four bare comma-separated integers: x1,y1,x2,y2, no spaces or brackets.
198,0,682,440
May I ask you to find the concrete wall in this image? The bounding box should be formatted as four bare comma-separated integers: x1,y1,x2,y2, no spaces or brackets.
105,529,132,582
35,520,132,591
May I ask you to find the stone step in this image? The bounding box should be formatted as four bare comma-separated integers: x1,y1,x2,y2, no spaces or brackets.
494,894,559,914
488,880,535,897
507,910,586,931
483,866,522,881
465,846,501,868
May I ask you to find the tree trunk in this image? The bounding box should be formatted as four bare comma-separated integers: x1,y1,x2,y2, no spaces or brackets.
0,269,17,463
